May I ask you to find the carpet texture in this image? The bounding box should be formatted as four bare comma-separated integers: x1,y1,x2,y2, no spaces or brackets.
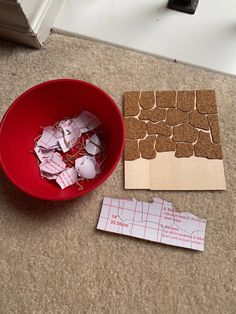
0,34,235,314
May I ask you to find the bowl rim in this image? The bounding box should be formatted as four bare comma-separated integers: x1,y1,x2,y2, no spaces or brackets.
0,78,125,201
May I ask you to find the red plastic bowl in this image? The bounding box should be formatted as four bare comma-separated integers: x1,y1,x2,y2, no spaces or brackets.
0,79,125,200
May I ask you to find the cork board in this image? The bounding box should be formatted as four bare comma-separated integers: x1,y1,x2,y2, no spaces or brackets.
124,90,226,190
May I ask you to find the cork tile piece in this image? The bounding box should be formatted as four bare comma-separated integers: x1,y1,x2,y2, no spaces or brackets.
147,121,172,137
172,123,198,143
209,144,223,159
196,90,217,114
124,91,140,117
139,107,166,123
139,91,155,110
194,131,223,159
156,135,176,152
165,108,189,126
156,91,176,108
175,143,194,158
194,131,211,158
124,139,140,160
139,135,156,159
208,114,221,144
125,139,140,161
125,117,147,140
177,91,195,112
189,110,209,130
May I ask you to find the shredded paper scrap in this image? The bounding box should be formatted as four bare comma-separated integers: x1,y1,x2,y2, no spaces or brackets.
97,197,207,251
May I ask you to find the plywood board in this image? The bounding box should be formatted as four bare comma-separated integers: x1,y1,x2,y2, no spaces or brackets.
125,153,226,190
124,90,226,190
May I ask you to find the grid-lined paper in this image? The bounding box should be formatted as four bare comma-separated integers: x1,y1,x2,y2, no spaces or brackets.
97,197,207,251
56,167,77,189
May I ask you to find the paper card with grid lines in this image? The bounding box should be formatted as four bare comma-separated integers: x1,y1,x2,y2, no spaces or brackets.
97,197,207,251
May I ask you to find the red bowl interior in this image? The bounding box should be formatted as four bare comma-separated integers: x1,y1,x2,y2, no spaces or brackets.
0,79,125,200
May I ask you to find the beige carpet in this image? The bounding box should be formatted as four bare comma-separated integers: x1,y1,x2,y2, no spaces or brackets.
0,34,235,314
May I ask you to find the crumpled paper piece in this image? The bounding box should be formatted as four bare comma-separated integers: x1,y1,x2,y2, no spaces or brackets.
85,134,101,155
56,167,78,189
75,156,100,179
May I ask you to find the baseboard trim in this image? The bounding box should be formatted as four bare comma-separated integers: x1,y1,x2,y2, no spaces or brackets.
0,0,64,48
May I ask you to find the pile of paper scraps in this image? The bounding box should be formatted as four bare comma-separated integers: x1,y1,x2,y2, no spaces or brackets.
34,111,104,189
